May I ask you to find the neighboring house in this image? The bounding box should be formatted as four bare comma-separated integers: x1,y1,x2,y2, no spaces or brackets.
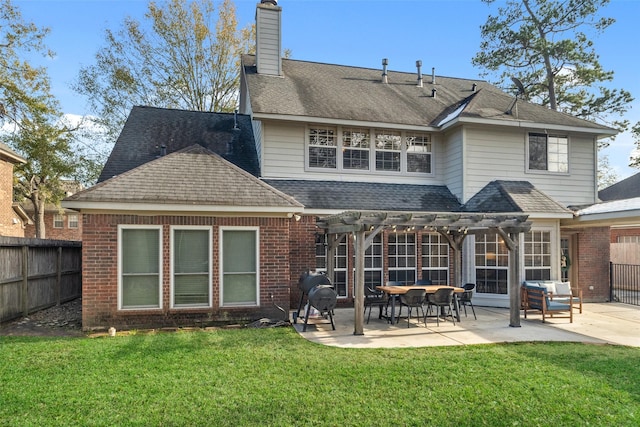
22,181,83,241
598,172,640,244
0,142,30,237
64,1,616,330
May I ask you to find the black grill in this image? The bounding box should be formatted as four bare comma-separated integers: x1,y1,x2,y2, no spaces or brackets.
295,271,337,331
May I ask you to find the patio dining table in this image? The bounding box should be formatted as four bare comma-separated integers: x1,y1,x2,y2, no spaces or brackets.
376,285,465,325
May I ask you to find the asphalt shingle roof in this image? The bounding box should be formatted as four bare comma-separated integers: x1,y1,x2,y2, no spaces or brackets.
98,106,259,182
463,180,571,214
68,145,302,209
598,172,640,201
263,180,462,212
242,55,614,133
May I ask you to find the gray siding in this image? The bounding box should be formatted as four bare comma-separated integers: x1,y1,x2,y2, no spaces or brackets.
256,6,282,76
441,127,464,201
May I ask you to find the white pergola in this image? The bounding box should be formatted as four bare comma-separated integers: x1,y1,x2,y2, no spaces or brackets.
315,211,532,335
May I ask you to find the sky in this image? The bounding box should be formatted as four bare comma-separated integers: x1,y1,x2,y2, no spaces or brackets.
14,0,640,181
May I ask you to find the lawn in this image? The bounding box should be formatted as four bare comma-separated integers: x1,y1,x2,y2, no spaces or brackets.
1,327,639,426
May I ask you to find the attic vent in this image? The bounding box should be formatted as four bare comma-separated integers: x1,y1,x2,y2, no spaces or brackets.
382,58,388,84
416,60,423,88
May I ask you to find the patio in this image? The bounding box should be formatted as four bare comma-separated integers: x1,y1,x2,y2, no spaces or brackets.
292,303,640,348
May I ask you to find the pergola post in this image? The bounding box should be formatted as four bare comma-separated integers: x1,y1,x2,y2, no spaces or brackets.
353,229,365,335
508,232,521,327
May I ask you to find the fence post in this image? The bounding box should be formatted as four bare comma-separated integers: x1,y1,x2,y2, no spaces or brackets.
22,245,28,316
609,262,613,302
56,246,63,305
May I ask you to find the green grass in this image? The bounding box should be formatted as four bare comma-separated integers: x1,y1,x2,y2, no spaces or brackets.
1,328,639,426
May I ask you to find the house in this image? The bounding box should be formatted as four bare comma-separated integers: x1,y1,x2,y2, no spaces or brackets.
598,172,640,244
21,181,83,241
0,142,30,237
64,0,616,331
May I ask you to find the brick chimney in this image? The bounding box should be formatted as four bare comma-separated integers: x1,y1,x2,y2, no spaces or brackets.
256,0,282,76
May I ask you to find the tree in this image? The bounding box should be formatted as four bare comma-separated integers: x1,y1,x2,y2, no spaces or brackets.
0,0,57,126
73,0,254,143
597,154,618,190
473,0,633,141
630,122,640,169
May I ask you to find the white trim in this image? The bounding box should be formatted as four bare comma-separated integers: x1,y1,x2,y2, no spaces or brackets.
170,226,213,309
219,226,260,308
442,116,616,137
118,224,163,311
61,201,298,214
253,113,439,132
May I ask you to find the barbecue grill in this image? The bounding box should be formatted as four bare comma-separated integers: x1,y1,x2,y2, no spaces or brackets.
295,271,337,332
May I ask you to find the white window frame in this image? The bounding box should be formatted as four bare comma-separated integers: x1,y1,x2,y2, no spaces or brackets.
219,226,260,308
421,232,449,284
475,232,509,295
118,225,163,311
527,132,569,173
375,129,402,172
388,232,417,284
523,229,553,281
305,125,433,177
170,226,212,309
307,126,337,169
342,127,371,171
68,214,79,229
406,133,432,174
316,234,348,298
53,214,64,228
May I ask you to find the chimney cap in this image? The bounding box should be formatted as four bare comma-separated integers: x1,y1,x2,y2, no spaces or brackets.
261,0,277,4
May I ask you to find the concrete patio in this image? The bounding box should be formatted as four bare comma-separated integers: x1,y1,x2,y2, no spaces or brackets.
292,303,640,348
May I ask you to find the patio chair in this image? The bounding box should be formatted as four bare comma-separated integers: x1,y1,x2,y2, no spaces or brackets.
364,286,388,323
385,281,404,318
425,288,456,326
415,278,432,285
399,289,426,328
551,281,583,314
458,283,477,320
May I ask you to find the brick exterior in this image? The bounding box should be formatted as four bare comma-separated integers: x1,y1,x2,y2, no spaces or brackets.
81,213,292,330
24,211,82,241
575,226,611,302
610,227,640,243
0,161,25,237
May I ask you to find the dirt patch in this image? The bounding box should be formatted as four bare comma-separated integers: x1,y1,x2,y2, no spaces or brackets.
0,298,84,337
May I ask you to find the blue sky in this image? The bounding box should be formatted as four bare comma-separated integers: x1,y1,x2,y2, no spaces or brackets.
15,0,640,180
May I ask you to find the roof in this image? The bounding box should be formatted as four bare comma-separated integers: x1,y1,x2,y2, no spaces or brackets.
576,197,640,216
463,181,572,216
0,142,26,164
65,145,302,212
598,172,640,201
98,106,260,182
263,180,462,212
242,55,615,134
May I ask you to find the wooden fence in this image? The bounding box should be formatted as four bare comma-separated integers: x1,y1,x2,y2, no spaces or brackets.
0,236,82,324
611,243,640,265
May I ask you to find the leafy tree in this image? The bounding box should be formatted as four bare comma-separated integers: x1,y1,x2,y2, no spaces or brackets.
473,0,633,142
630,122,640,169
0,0,57,125
73,0,254,143
597,154,618,190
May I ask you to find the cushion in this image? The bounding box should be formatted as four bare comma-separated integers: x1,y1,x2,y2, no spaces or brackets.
539,281,556,294
554,282,571,295
523,281,539,288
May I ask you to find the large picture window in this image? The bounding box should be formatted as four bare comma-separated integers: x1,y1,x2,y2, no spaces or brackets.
528,133,568,172
221,228,259,306
172,227,211,307
524,230,551,281
475,232,509,294
119,226,162,309
388,233,416,283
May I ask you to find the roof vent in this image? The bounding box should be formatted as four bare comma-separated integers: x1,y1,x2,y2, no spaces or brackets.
431,67,436,85
416,60,423,88
382,58,388,84
432,88,437,98
472,83,477,92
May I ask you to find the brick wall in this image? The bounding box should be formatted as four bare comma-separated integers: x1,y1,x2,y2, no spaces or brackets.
0,161,24,237
576,226,611,302
82,213,293,330
610,227,640,243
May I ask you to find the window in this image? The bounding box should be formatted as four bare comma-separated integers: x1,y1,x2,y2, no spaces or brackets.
172,227,211,307
528,133,568,172
221,228,259,306
68,214,78,229
388,233,416,283
119,226,162,309
351,233,383,293
375,130,402,172
617,235,640,243
342,128,370,170
524,230,551,281
308,126,337,169
421,233,449,284
406,133,432,173
316,234,348,298
53,214,64,228
475,232,509,294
